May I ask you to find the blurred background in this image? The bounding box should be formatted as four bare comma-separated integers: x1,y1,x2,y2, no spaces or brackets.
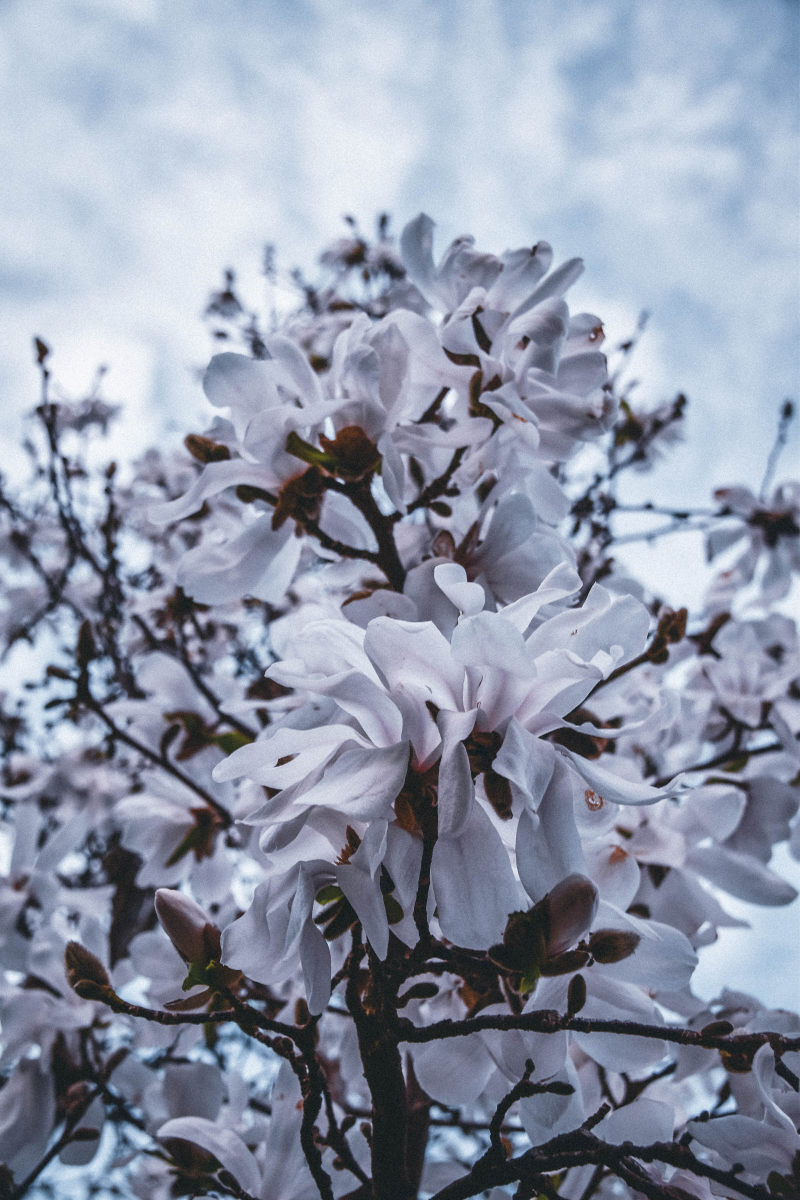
1,0,798,1006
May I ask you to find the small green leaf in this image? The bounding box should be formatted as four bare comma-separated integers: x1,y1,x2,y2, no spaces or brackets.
213,730,254,755
285,430,336,470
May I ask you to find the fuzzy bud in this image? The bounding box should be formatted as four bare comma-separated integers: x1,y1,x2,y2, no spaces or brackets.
589,928,641,964
64,941,112,1000
544,874,599,957
154,889,221,965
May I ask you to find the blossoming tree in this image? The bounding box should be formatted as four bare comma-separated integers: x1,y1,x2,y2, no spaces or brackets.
0,214,798,1200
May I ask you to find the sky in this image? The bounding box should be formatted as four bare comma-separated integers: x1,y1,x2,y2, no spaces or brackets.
1,0,799,1006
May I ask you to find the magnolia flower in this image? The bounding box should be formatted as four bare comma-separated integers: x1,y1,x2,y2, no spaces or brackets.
400,214,614,462
707,480,800,605
214,568,680,1007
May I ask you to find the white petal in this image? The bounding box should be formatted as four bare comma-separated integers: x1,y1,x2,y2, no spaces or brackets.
148,460,271,525
432,802,521,948
337,863,390,960
294,743,409,821
436,740,474,839
177,516,302,605
158,1117,261,1196
598,1098,674,1146
687,844,798,906
411,1035,495,1106
433,563,486,617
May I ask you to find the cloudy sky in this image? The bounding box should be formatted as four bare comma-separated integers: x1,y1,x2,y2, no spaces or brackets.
1,0,798,1004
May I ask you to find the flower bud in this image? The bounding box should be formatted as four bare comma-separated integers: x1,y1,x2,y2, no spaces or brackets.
588,928,641,964
544,874,599,957
64,941,112,1000
154,889,221,965
567,973,587,1015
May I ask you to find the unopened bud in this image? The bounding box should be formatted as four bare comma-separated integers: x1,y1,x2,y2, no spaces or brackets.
567,974,587,1015
545,875,599,957
65,941,112,1000
589,928,641,964
154,889,221,965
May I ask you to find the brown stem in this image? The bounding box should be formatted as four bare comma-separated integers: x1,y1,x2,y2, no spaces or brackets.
345,481,406,591
346,932,412,1200
655,738,785,786
399,1008,800,1061
78,687,233,827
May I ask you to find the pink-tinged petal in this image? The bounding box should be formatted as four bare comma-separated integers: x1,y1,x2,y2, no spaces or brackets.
712,484,758,515
342,587,418,629
0,1059,57,1179
598,1098,674,1146
478,493,539,560
393,410,494,452
687,844,798,906
556,693,677,745
483,1021,568,1085
221,882,285,984
706,523,747,560
294,743,409,822
148,459,271,525
177,515,302,605
688,785,746,841
157,1118,261,1196
432,803,521,949
154,889,216,963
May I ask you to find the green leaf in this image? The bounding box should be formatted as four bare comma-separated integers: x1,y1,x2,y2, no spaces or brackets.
213,729,254,755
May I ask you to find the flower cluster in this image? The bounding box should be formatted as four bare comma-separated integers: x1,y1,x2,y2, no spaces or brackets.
0,216,798,1200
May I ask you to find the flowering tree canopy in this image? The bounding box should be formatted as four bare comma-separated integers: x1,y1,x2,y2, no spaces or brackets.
0,214,798,1200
